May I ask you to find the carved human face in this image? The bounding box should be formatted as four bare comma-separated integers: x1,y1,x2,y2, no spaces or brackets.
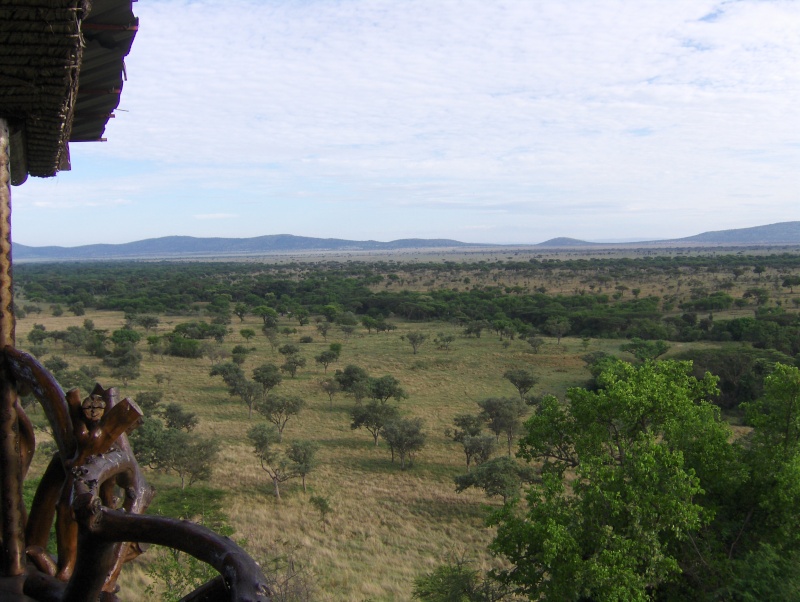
81,396,105,424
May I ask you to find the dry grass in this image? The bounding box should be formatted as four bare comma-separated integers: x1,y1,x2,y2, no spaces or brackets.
15,258,799,600
16,310,599,601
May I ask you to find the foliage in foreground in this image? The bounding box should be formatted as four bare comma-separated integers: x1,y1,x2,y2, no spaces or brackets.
487,360,800,601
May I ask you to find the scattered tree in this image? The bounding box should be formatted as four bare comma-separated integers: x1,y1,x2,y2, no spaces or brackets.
314,350,338,373
286,440,318,492
247,424,294,499
406,331,428,355
455,456,535,503
382,417,426,469
619,337,670,362
477,397,527,456
255,394,305,442
503,368,539,402
351,401,399,446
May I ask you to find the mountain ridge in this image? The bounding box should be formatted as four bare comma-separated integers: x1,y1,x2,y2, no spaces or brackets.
13,221,800,261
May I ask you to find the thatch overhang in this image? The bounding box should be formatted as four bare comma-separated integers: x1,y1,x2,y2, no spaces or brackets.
0,0,137,185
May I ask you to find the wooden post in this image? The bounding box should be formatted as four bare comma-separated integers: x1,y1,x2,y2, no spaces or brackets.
0,117,25,577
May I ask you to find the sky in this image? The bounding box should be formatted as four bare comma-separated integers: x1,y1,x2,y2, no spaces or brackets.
11,0,800,247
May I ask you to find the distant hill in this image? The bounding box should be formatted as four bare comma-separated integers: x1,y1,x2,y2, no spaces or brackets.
12,221,800,261
669,221,800,245
536,237,598,247
12,234,476,261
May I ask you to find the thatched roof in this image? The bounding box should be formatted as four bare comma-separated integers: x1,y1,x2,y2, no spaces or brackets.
0,0,137,184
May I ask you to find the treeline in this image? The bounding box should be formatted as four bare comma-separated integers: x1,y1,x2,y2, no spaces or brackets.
15,256,800,357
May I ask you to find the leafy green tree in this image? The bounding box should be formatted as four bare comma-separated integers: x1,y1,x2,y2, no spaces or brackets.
351,400,399,446
278,343,300,357
68,301,85,316
136,315,160,331
488,360,728,600
462,435,496,471
135,391,164,415
159,431,219,490
406,331,427,354
162,403,199,432
413,556,506,602
252,363,282,395
309,496,332,531
262,327,279,351
316,322,331,340
455,456,534,503
314,350,338,373
543,316,570,344
619,337,670,362
447,414,495,470
130,419,219,490
104,330,142,385
319,378,341,409
254,305,279,328
502,368,538,402
433,332,456,350
247,423,294,500
334,364,369,395
477,397,527,456
368,375,407,404
255,394,305,442
286,441,318,492
361,316,379,333
209,362,261,418
382,417,426,469
27,324,48,346
320,304,340,323
230,344,251,365
280,355,306,378
240,328,256,342
233,302,249,322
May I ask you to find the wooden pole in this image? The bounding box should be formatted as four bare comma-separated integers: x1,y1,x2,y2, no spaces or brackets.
0,118,14,348
0,117,25,577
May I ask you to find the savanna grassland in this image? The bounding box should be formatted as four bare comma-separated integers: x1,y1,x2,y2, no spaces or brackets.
12,249,800,601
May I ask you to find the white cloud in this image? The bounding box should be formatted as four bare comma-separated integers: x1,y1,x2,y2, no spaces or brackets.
14,0,800,245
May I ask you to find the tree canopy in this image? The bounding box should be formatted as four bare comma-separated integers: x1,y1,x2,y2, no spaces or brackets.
489,360,800,600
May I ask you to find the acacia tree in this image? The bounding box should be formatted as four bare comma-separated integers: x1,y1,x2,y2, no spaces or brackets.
255,394,305,442
280,355,306,378
368,375,407,404
447,414,495,470
319,378,341,409
503,368,539,402
210,362,261,418
130,418,218,490
454,456,535,503
314,350,338,373
406,331,427,355
335,365,370,403
351,401,399,446
247,424,295,500
543,316,570,344
286,441,318,493
619,337,670,362
478,397,528,456
382,417,426,469
252,363,282,395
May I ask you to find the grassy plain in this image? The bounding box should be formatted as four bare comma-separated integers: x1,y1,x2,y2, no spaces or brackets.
14,248,800,600
17,309,625,601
